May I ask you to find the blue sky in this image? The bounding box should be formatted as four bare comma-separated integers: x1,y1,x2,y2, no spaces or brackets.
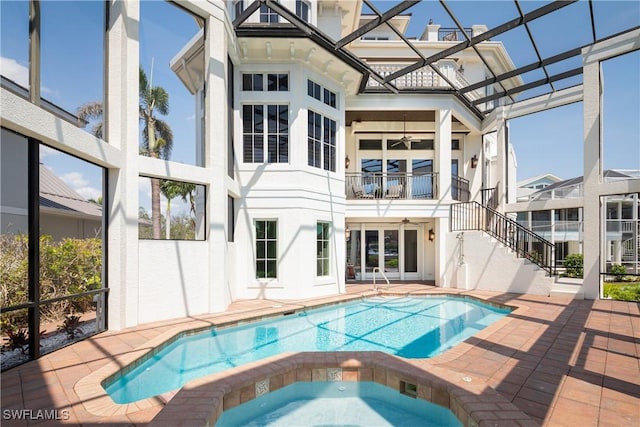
1,0,638,201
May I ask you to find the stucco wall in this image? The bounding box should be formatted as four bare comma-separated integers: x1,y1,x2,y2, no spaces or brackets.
138,240,211,324
451,230,554,295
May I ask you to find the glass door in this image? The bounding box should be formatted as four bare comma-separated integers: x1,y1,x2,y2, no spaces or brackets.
384,230,399,273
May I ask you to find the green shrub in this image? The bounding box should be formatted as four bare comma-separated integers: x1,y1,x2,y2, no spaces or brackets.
610,264,626,281
564,253,583,278
1,234,102,325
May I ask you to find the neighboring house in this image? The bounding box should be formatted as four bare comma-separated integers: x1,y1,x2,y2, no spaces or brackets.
516,173,562,202
39,164,103,241
512,170,640,273
1,0,638,337
0,135,102,240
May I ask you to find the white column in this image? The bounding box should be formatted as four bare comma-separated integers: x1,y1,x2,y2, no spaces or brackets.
582,47,602,299
495,107,508,210
106,0,140,329
435,108,452,201
434,217,450,287
205,14,230,312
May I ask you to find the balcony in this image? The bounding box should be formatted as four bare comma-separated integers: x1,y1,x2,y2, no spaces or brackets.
346,173,470,202
365,62,485,103
347,173,436,200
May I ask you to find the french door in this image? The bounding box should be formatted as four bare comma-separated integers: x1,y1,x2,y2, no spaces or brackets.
354,225,420,280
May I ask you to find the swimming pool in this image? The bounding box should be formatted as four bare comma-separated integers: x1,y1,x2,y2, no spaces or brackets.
215,381,463,427
105,296,510,403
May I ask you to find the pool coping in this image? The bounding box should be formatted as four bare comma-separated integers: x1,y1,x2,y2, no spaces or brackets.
74,290,529,425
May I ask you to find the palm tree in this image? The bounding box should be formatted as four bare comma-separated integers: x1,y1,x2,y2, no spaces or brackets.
77,67,173,239
139,67,173,239
159,180,195,239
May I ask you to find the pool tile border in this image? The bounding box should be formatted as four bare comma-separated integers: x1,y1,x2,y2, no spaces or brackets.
74,291,524,425
148,351,535,427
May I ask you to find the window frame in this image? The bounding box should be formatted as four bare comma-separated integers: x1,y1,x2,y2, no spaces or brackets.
316,221,330,277
296,0,311,22
255,219,278,279
307,110,336,172
242,103,289,164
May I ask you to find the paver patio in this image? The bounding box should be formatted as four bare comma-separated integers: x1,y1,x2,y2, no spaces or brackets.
1,285,638,426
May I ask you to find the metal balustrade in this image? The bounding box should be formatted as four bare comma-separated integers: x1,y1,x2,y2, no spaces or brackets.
451,201,556,275
346,172,438,200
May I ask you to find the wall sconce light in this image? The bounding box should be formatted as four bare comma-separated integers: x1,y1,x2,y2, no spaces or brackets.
428,228,435,241
345,226,351,241
470,154,478,169
345,155,350,169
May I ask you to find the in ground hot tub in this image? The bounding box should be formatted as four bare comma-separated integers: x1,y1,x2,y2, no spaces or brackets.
215,381,463,427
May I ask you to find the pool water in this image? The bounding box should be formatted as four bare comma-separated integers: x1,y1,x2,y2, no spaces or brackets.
216,381,463,427
105,296,510,403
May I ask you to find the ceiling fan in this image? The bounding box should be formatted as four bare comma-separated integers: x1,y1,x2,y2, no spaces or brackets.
390,114,413,148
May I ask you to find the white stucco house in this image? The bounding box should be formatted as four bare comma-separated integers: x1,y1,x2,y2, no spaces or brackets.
1,0,638,353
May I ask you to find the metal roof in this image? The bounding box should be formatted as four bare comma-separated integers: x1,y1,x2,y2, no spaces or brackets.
39,165,102,218
234,0,640,119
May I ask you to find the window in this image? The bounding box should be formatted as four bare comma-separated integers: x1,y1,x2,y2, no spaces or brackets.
138,177,206,240
451,139,460,150
308,80,337,109
296,0,310,22
228,195,235,242
256,220,277,278
308,111,322,168
242,105,263,162
308,80,321,100
323,117,336,172
243,104,289,163
233,0,244,19
317,222,330,276
260,3,279,23
242,73,263,91
323,88,336,108
359,139,382,150
411,139,434,150
242,73,288,91
308,112,335,172
267,73,289,91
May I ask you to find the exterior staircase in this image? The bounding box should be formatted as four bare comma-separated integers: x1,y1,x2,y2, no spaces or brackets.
451,196,584,299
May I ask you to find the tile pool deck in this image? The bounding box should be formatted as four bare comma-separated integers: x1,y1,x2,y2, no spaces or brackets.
1,285,638,426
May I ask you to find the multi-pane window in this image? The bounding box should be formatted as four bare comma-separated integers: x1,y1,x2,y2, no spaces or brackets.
260,3,279,23
317,222,330,276
308,80,321,100
307,80,337,109
307,111,336,172
296,0,310,22
323,117,336,171
243,104,289,163
242,73,263,91
308,111,322,168
242,73,288,91
256,220,277,278
451,139,460,150
323,88,336,108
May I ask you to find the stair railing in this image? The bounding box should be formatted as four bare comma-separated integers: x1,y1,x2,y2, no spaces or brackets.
451,201,556,275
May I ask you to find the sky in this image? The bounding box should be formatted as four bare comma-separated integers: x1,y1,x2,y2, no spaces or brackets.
1,0,639,205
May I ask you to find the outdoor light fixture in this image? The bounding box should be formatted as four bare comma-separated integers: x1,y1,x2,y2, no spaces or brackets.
345,155,350,169
428,228,435,241
402,217,410,224
345,226,351,241
471,154,478,169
